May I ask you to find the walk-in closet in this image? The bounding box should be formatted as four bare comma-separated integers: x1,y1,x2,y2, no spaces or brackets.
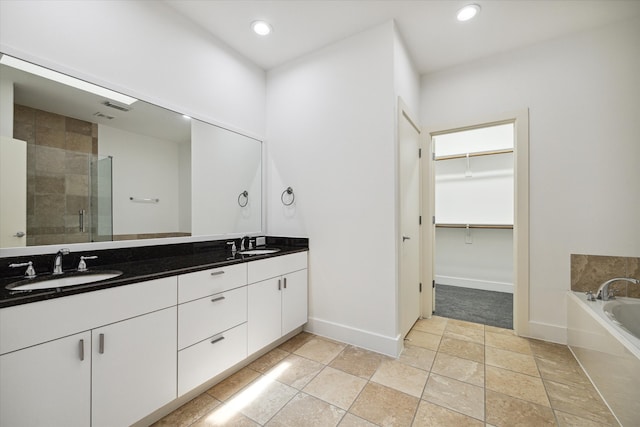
432,123,514,328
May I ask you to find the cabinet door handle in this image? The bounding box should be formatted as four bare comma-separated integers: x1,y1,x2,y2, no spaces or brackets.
99,333,105,354
79,339,85,361
211,335,225,345
278,279,281,291
284,277,287,289
210,271,225,276
211,296,226,303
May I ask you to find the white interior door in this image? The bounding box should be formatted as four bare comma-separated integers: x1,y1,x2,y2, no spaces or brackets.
399,99,421,338
0,136,27,247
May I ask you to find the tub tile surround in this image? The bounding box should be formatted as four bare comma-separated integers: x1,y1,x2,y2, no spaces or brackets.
153,318,619,427
0,236,308,307
571,254,640,298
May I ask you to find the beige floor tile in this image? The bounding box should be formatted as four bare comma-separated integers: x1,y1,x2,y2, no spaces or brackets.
303,366,367,410
422,374,484,421
535,356,591,387
191,409,259,427
528,338,576,363
438,336,485,363
398,344,436,371
486,346,539,377
447,318,485,331
485,325,515,336
236,378,298,424
152,393,221,427
431,352,484,387
543,379,617,425
330,345,389,379
486,366,549,407
411,316,447,335
266,393,345,427
248,348,290,373
405,329,442,351
265,354,324,389
485,331,532,355
339,413,378,427
485,390,556,426
207,367,261,401
413,400,484,426
554,410,613,427
294,337,346,364
370,359,429,397
444,321,485,344
279,331,315,353
350,382,419,427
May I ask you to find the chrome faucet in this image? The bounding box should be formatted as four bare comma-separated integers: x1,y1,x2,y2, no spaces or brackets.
52,248,70,275
596,277,639,301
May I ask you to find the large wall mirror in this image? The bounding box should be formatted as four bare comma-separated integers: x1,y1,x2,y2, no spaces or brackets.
0,53,262,251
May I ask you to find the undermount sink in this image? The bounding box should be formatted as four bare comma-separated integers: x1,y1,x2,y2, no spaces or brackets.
6,271,123,291
239,248,281,256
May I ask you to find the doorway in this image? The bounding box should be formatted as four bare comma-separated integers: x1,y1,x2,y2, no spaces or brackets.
422,111,529,335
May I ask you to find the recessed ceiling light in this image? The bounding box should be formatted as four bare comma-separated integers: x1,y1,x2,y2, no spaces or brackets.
251,20,272,36
457,4,481,22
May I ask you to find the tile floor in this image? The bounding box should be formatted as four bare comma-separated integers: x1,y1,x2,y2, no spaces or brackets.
153,316,619,426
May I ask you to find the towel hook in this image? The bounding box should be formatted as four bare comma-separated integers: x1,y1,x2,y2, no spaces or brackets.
281,187,295,206
238,190,249,207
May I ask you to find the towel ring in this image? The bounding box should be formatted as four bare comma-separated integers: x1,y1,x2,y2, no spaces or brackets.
281,187,295,206
238,190,249,207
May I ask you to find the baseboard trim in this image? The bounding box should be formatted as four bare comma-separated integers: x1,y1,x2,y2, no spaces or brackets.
305,317,401,357
523,320,567,345
436,275,513,294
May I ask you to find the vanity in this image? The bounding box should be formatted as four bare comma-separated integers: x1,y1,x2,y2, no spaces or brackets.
0,237,309,427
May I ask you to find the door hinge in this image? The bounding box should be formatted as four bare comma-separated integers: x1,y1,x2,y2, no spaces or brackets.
432,152,436,160
419,282,422,292
432,280,435,288
419,215,422,225
432,216,435,224
419,148,422,158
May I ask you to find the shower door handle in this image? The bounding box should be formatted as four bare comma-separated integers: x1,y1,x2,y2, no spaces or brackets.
79,209,86,232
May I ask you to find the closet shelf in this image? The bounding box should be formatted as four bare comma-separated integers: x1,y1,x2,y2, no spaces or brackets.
435,223,513,229
435,148,513,161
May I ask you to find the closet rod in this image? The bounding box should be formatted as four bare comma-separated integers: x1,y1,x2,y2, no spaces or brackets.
435,148,513,161
436,223,513,229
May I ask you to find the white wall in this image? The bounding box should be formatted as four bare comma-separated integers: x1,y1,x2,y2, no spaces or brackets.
98,125,182,235
421,17,640,341
266,22,401,355
0,0,265,137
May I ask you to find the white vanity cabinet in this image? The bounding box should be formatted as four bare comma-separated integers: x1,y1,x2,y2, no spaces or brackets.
177,263,248,396
247,252,308,355
0,331,92,427
0,277,177,427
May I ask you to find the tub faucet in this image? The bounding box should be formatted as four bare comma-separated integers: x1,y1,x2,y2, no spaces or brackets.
52,248,70,275
596,277,639,301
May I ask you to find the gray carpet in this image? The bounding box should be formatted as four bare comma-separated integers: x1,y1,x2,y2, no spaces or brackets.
434,284,513,329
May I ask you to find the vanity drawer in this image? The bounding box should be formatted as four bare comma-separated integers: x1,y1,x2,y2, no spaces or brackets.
177,322,247,396
178,263,247,304
178,286,247,350
247,252,308,284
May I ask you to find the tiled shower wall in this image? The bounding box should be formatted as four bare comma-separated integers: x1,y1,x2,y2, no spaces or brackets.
13,104,98,246
571,254,640,299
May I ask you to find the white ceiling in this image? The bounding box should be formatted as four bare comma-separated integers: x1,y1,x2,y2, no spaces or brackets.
165,0,640,74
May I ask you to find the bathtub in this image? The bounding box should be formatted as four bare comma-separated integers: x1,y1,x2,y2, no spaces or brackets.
567,292,640,426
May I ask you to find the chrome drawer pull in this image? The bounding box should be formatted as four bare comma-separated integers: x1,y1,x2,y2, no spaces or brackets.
211,336,225,345
99,333,105,354
79,339,85,361
278,279,281,290
211,296,226,303
210,271,225,276
284,278,287,289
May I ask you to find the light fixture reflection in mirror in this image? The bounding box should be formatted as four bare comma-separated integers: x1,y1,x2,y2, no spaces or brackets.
0,52,263,251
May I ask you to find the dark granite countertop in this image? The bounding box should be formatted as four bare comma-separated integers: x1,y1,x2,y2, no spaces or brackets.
0,236,308,308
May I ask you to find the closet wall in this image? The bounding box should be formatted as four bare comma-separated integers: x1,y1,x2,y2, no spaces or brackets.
434,124,514,293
